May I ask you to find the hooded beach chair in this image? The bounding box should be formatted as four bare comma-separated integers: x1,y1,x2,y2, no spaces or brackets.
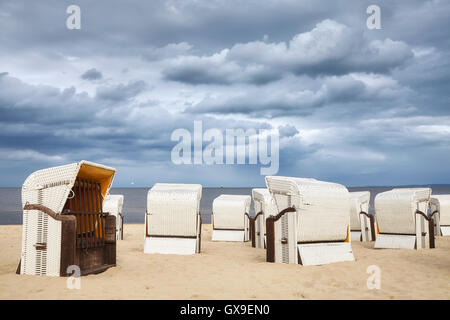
18,161,117,277
250,188,277,248
430,195,450,236
103,194,124,240
211,195,251,242
264,176,354,266
374,188,435,249
144,183,202,255
349,191,376,242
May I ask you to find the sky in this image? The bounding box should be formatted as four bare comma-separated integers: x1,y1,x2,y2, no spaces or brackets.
0,0,449,187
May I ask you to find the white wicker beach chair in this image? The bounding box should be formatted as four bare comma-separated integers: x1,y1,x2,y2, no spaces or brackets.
251,188,277,248
349,191,376,242
374,188,435,249
144,183,202,255
211,195,251,242
265,176,354,266
18,160,117,277
430,195,450,236
103,195,124,240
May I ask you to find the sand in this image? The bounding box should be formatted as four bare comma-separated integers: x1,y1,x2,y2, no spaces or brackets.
0,223,449,299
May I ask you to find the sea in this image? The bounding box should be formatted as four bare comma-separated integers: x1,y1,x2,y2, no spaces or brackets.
1,185,449,225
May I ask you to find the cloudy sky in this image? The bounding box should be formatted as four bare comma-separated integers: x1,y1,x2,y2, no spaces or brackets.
0,0,449,187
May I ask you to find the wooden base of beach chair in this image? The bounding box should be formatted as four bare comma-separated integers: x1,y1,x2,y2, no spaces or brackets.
19,204,116,276
350,231,362,241
212,230,247,242
298,242,355,266
144,237,198,255
440,226,450,236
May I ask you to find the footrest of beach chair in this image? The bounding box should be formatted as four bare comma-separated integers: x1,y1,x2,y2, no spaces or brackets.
144,237,197,255
374,234,416,249
440,226,450,236
212,230,245,242
297,242,355,266
351,231,362,242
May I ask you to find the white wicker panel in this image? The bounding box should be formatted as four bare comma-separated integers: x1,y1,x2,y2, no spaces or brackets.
266,176,350,243
211,230,245,242
441,226,450,236
21,210,38,275
212,195,251,230
144,237,197,255
22,163,79,215
103,194,124,239
374,234,416,249
351,231,362,241
147,184,201,237
375,188,431,235
298,242,355,266
431,195,450,225
45,217,62,276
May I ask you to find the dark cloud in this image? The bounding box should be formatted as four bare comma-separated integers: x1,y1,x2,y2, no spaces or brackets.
96,80,147,101
163,20,413,85
81,68,103,80
0,0,449,186
278,124,299,138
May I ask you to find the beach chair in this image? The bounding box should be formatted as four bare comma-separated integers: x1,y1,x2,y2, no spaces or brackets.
374,188,435,249
18,161,117,277
211,195,251,242
430,195,450,236
265,176,354,266
144,183,202,255
103,195,124,240
349,191,376,242
251,188,277,248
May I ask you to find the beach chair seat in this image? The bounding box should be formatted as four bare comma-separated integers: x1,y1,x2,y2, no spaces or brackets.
144,183,202,255
349,191,375,242
251,188,277,248
374,188,435,249
212,195,251,242
430,195,450,236
103,195,124,240
265,176,354,266
18,161,117,277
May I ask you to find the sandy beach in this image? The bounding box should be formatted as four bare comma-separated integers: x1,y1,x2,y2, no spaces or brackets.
0,223,449,300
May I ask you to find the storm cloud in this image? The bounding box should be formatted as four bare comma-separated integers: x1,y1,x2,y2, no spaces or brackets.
0,0,449,186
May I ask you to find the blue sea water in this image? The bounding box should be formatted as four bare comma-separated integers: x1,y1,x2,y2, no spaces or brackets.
1,185,449,225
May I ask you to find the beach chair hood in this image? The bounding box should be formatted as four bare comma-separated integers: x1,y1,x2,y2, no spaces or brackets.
375,188,431,235
265,176,351,243
22,160,116,215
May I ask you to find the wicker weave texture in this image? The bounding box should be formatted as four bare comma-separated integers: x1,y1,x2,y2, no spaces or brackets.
375,188,431,235
431,195,450,225
147,183,202,237
212,195,251,230
266,176,351,242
